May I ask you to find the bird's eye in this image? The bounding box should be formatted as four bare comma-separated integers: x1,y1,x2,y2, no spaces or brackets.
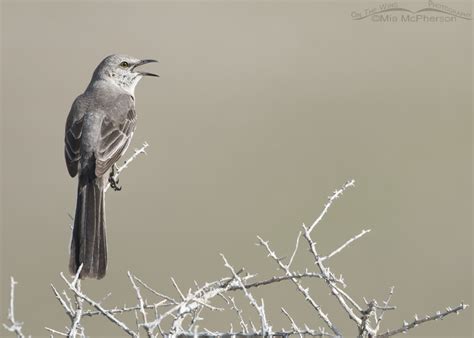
119,61,129,68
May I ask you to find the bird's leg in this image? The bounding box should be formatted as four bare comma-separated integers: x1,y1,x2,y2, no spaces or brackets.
108,164,122,191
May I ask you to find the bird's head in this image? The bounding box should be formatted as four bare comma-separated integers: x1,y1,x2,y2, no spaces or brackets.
93,54,159,95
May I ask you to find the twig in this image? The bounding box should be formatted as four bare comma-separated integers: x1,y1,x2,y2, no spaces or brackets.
147,273,235,333
257,236,341,336
54,266,85,338
45,327,68,336
321,229,371,262
307,179,355,234
60,272,138,337
229,272,325,291
281,307,303,338
50,284,73,319
69,280,84,338
221,254,271,335
134,275,179,305
2,277,27,338
377,303,469,337
302,226,366,332
171,277,185,301
375,286,395,330
128,272,154,337
286,230,302,269
229,296,249,334
82,303,165,317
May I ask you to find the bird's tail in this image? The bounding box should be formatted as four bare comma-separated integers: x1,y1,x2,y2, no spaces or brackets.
69,175,107,279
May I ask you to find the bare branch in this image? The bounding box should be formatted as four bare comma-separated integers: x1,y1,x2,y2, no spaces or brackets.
375,286,395,330
128,272,153,337
221,254,271,335
133,275,179,305
321,229,371,262
170,277,186,301
4,179,469,338
377,303,469,337
257,236,342,336
281,307,303,338
60,272,138,337
68,280,84,338
307,179,355,234
229,272,325,291
50,284,73,319
45,327,68,336
229,296,248,334
2,277,27,338
287,230,302,269
82,303,165,317
302,226,367,332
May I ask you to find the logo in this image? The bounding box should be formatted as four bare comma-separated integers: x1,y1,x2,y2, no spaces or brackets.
351,1,472,22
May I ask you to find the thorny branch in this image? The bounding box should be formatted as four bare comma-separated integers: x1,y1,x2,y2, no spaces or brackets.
3,177,469,337
221,254,271,335
2,277,28,338
105,142,149,192
58,269,139,337
376,303,469,337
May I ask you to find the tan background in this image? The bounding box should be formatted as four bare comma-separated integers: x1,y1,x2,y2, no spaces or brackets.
1,0,472,337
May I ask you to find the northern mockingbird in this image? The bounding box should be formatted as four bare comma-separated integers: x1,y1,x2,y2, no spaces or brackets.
65,54,158,279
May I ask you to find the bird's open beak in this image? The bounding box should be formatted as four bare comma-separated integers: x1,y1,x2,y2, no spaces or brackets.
133,59,159,77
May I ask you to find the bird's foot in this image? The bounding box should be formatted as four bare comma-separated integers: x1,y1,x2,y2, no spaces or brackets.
108,171,122,191
108,176,122,191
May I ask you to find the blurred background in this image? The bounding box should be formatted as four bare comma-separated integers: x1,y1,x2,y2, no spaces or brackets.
1,0,472,336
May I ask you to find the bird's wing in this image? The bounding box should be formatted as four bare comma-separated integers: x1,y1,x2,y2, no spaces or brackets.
65,95,86,177
94,94,137,177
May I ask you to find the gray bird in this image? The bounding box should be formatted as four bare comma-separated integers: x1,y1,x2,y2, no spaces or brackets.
65,54,158,279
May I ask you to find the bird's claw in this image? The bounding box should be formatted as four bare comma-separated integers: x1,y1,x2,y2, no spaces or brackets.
108,176,122,191
108,171,122,191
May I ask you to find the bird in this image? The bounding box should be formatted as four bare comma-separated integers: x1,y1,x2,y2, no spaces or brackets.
64,54,158,279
